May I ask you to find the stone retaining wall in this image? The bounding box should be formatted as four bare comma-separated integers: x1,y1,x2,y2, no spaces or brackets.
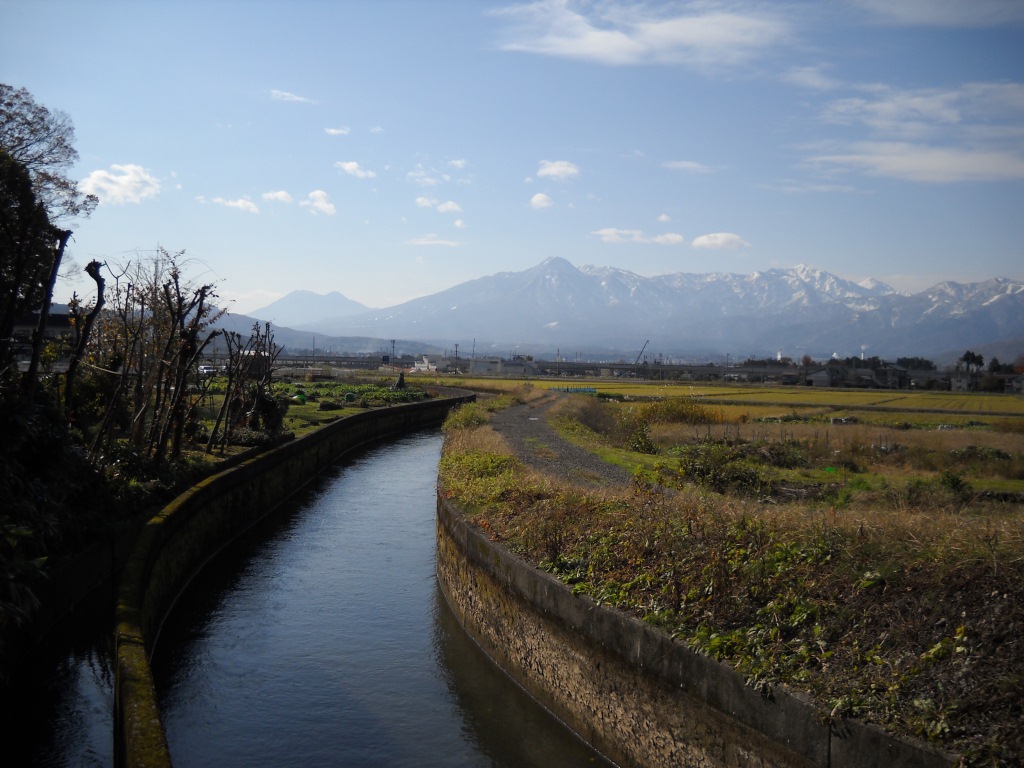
115,391,473,768
436,496,958,768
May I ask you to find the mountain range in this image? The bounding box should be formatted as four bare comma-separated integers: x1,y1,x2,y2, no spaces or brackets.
237,258,1024,363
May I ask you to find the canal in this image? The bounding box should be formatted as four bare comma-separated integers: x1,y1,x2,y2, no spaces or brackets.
150,430,613,767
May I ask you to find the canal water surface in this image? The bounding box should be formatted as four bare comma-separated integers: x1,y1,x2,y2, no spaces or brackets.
150,430,613,767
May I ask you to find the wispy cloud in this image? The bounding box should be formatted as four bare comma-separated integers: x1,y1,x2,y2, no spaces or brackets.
592,228,684,245
336,161,377,178
201,196,259,213
262,190,293,203
270,89,315,103
663,159,712,174
492,1,790,69
300,190,336,215
537,159,579,179
810,142,1024,183
325,127,351,136
407,165,450,187
408,234,462,246
692,232,749,250
79,164,160,205
782,65,839,91
850,0,1024,27
810,82,1024,182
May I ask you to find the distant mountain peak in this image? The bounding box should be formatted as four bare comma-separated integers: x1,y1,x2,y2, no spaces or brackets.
249,289,370,328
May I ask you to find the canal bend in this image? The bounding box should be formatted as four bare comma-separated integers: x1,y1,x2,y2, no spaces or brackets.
150,430,612,767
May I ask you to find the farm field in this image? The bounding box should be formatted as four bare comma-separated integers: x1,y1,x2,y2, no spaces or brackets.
437,378,1024,764
429,374,1024,422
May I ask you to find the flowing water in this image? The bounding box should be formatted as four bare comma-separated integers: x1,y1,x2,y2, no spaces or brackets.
150,431,613,767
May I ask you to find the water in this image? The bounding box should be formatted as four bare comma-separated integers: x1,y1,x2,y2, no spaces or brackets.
151,431,613,767
2,595,115,767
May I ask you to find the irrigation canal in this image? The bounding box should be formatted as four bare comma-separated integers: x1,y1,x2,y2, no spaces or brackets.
7,430,613,767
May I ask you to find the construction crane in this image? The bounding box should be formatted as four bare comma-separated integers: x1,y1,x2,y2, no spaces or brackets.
634,340,649,366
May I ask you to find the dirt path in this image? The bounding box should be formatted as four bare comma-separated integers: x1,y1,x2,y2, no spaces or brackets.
487,393,634,489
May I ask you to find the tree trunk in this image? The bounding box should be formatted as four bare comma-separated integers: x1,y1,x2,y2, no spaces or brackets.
22,228,71,396
64,259,105,414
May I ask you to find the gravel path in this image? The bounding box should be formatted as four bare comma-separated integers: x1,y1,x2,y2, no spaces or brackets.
486,393,634,489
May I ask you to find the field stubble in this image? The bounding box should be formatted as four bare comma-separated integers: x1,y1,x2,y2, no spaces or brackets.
440,385,1024,766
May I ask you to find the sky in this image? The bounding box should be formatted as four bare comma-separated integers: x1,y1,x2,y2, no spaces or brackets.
3,0,1023,315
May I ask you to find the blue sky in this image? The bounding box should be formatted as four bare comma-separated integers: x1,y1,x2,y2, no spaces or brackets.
4,0,1023,314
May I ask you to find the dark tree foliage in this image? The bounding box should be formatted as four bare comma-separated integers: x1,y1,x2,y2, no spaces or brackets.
0,83,97,221
833,355,884,369
960,350,984,372
0,151,60,377
895,356,936,370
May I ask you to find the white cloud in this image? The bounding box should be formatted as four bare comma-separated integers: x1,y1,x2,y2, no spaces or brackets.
448,158,467,169
336,161,377,178
811,82,1024,182
492,1,790,69
416,196,462,213
454,219,468,229
692,232,749,249
300,190,336,215
592,227,684,244
663,159,712,173
270,89,314,103
822,82,1024,139
783,65,839,91
537,159,579,179
407,166,444,186
810,141,1024,183
530,192,553,208
79,164,160,205
657,213,671,222
408,234,462,246
262,190,293,203
325,127,351,136
209,196,259,213
850,0,1024,26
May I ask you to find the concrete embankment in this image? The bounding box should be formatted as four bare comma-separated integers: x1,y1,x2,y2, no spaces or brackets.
115,391,473,768
436,496,958,768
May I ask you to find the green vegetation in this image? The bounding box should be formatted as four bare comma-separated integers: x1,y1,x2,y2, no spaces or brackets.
439,386,1024,765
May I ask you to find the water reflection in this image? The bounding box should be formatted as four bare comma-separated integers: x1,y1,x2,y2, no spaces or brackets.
2,594,115,767
152,432,613,767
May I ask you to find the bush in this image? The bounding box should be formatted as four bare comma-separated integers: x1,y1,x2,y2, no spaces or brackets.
442,402,488,432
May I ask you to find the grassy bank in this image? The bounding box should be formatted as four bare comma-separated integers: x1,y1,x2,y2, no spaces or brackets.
438,384,1024,766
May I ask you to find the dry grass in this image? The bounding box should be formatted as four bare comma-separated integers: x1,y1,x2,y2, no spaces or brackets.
440,390,1024,764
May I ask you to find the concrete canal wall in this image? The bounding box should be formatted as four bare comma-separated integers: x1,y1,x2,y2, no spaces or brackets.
436,496,958,768
115,391,474,768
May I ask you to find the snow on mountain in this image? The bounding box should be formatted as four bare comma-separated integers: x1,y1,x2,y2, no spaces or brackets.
247,260,1023,359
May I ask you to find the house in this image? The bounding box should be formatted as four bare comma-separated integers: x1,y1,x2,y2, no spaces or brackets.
876,363,910,389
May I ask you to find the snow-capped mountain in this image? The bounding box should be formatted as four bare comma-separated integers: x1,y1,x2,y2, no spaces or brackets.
245,258,1023,359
